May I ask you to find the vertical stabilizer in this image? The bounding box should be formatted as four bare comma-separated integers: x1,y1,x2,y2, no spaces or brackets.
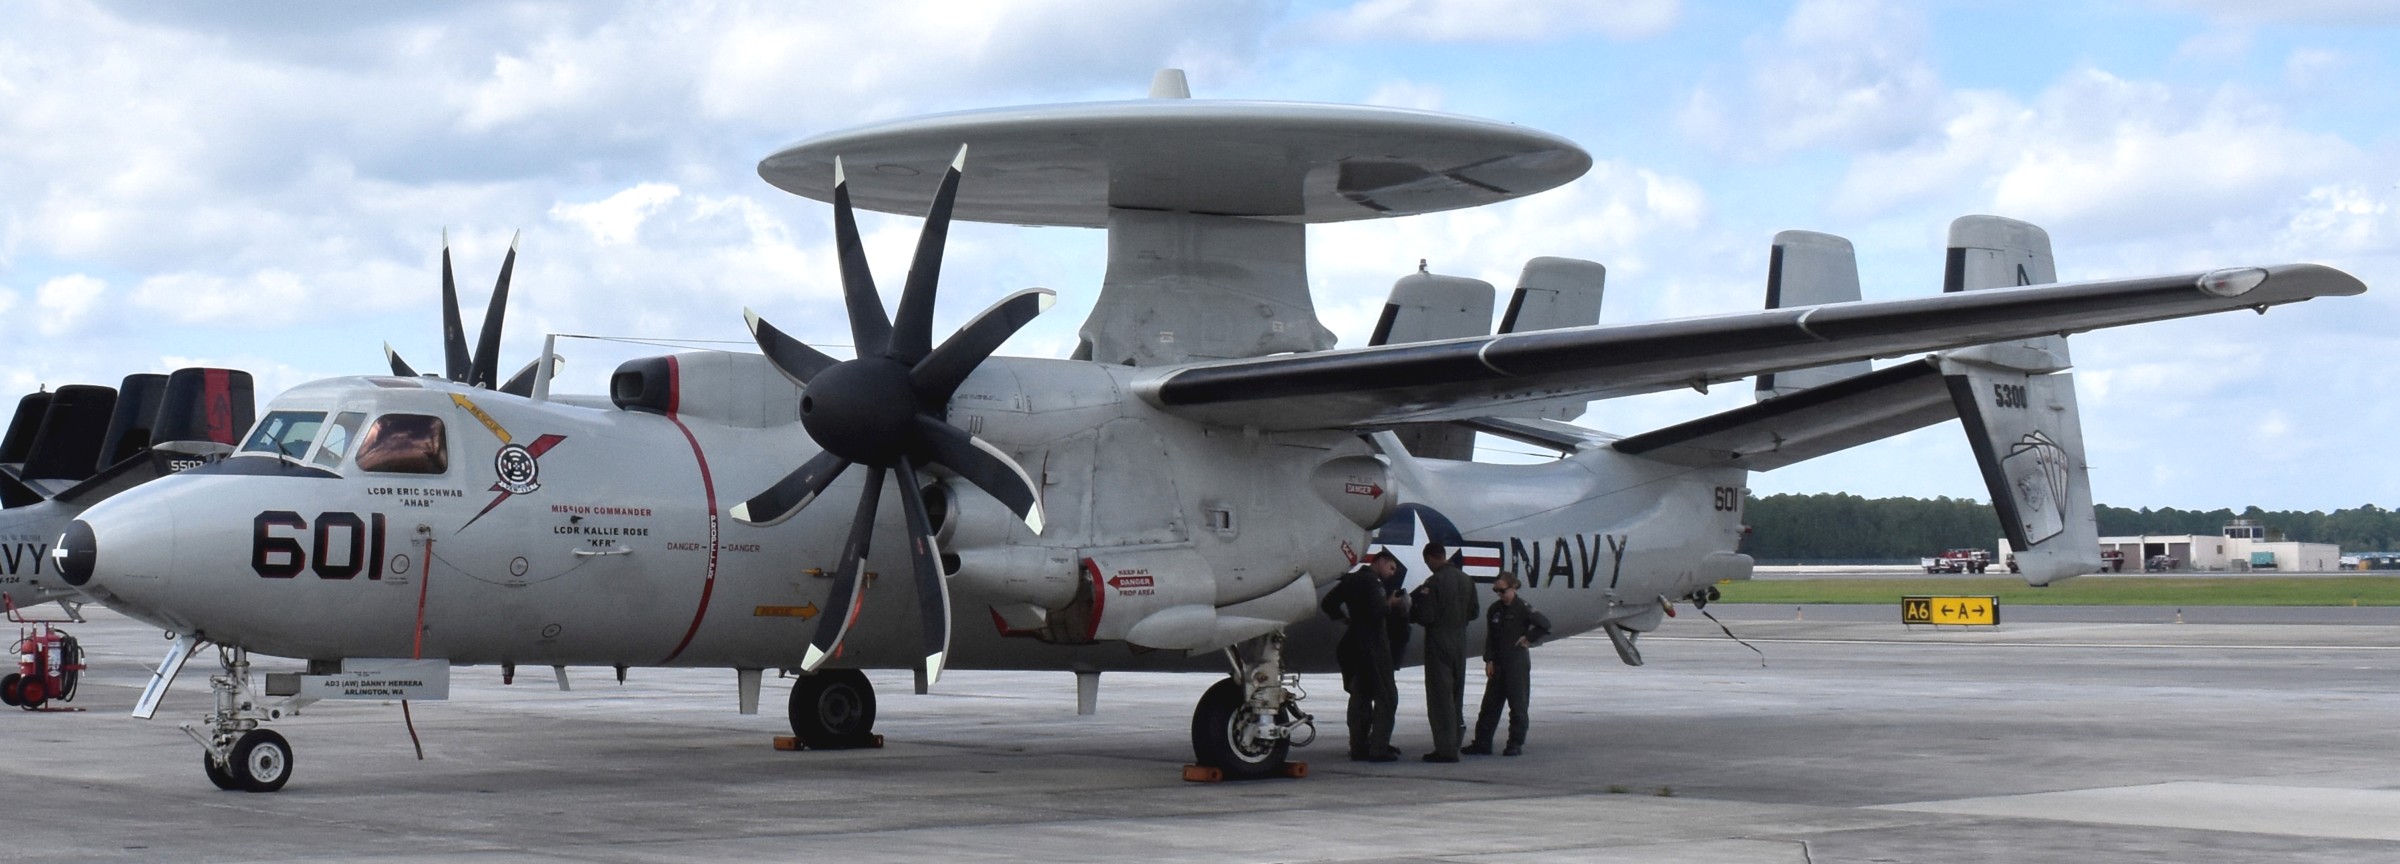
151,368,256,457
1493,256,1604,421
1371,269,1495,460
1944,216,2069,372
1938,216,2094,585
1757,231,1869,401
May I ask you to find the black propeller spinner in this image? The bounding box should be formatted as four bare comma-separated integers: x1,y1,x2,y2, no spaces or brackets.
385,230,548,396
734,146,1051,684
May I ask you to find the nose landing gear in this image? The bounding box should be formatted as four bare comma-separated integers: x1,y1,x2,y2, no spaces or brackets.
178,644,311,792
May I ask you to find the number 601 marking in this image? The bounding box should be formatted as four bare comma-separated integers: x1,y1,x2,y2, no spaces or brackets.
252,510,387,580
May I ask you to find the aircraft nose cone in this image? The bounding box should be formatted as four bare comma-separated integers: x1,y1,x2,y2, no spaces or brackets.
55,519,97,587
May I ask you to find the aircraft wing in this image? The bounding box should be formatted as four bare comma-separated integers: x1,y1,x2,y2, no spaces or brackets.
1135,264,2362,431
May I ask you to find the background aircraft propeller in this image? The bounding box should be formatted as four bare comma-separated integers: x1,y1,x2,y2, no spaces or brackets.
385,230,549,396
734,146,1050,685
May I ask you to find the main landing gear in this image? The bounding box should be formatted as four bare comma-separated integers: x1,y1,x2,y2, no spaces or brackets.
788,669,880,749
1190,632,1313,780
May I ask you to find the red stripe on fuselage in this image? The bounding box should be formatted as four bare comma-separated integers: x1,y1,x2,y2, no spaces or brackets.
658,355,721,665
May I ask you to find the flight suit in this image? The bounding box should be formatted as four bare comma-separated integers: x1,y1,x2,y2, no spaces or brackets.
1414,559,1479,760
1468,594,1551,754
1321,566,1400,760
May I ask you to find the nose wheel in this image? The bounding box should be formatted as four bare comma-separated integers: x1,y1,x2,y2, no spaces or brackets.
180,644,309,792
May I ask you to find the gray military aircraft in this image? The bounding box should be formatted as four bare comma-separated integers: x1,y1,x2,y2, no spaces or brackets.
0,369,253,623
55,72,2366,791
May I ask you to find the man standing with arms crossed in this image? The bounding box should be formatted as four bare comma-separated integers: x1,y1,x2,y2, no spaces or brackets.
1412,542,1478,763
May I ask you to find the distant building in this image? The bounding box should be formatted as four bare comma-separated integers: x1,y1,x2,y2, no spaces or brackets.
2091,520,2339,572
2002,519,2339,573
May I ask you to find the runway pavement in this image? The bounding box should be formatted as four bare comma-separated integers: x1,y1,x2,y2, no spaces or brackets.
5,605,2397,863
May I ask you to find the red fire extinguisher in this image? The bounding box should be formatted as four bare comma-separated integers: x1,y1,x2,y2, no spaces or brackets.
3,624,82,710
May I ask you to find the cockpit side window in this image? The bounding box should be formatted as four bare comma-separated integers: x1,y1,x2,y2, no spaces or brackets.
241,411,327,459
353,414,449,475
310,411,367,468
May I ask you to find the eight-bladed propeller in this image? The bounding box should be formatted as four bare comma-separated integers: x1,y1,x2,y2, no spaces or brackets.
385,230,549,396
734,146,1051,685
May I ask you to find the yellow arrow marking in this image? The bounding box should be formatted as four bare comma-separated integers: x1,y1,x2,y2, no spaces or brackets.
450,393,511,445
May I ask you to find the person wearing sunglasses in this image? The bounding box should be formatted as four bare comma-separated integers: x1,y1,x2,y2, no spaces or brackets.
1463,571,1550,757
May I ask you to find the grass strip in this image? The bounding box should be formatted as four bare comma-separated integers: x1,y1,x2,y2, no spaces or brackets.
1716,576,2400,606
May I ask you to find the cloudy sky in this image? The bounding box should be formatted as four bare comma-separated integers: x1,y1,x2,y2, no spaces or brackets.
3,0,2394,512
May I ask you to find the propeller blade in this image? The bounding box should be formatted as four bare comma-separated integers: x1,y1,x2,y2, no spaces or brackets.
385,343,419,378
910,287,1055,402
470,231,519,389
499,354,557,398
888,145,967,365
744,309,839,386
440,233,471,383
907,286,1051,400
730,449,851,526
831,158,894,358
894,460,951,685
914,415,1044,533
801,463,885,673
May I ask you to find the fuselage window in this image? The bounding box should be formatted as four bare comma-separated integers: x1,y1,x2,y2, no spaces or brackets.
354,414,449,475
241,411,327,459
311,411,367,469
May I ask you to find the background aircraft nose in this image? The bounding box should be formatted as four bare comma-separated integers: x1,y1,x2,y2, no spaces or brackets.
55,519,96,586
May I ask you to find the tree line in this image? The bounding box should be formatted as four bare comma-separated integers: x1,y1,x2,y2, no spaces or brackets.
1741,493,2400,562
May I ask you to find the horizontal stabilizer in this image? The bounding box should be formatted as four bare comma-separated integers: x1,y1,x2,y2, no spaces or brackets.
1613,358,1954,470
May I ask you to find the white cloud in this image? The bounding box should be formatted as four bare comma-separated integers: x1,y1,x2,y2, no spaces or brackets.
1313,0,1679,43
550,183,682,246
1831,68,2364,246
1680,0,1942,156
36,274,105,336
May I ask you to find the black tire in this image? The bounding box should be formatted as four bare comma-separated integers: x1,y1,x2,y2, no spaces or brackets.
1,673,19,707
230,729,293,793
202,753,242,791
788,669,876,748
1190,677,1288,780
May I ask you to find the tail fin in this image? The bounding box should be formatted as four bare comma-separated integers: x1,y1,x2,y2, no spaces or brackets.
97,373,169,471
1756,230,1869,401
1370,268,1495,460
149,367,255,457
0,368,258,509
1493,256,1604,421
1937,216,2095,585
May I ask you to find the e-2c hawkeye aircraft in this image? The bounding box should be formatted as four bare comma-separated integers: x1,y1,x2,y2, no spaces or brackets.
0,368,253,622
56,73,2365,791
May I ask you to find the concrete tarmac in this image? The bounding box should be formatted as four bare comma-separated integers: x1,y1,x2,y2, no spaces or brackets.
6,605,2398,863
